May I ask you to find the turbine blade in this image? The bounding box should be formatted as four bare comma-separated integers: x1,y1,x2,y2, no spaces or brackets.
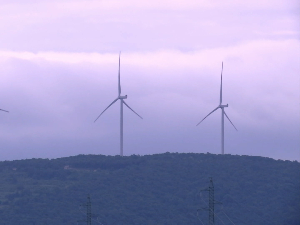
224,110,237,131
0,109,9,113
94,98,119,122
118,52,121,96
220,62,223,105
123,100,143,119
196,106,219,126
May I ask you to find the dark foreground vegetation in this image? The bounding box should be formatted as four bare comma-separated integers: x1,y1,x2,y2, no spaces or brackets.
0,153,299,225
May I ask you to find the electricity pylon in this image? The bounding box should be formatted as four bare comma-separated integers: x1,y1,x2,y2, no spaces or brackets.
198,178,221,225
208,178,215,225
78,195,92,225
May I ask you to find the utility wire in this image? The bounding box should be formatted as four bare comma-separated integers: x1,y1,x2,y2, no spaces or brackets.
196,210,206,225
92,216,104,225
226,194,277,225
215,213,226,225
221,210,236,225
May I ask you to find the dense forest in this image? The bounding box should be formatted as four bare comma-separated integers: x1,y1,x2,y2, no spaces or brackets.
0,153,299,225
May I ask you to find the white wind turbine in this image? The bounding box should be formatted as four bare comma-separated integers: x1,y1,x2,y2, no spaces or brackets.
94,53,143,156
196,62,237,154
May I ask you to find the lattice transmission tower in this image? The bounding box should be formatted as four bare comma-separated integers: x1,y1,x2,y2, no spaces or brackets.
86,195,92,225
78,195,92,225
198,177,220,225
208,177,215,225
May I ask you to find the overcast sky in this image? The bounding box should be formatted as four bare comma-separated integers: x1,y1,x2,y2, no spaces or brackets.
0,0,299,161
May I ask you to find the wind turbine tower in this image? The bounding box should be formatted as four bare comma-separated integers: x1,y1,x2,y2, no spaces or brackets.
196,62,237,154
94,53,143,156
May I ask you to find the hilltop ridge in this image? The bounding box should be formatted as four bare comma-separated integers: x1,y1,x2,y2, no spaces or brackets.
0,153,299,224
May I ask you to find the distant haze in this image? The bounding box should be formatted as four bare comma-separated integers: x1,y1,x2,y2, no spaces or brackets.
0,0,299,161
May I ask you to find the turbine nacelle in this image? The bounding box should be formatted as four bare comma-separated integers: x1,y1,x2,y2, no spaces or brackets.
219,104,228,108
119,95,127,99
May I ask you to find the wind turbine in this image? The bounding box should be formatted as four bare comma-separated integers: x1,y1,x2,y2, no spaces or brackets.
196,62,237,154
94,53,143,156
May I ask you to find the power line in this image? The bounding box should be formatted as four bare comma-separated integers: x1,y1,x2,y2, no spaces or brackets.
225,194,276,225
215,213,226,225
221,210,236,225
197,210,206,225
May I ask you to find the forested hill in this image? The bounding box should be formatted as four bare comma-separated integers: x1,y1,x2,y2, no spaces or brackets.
0,153,299,225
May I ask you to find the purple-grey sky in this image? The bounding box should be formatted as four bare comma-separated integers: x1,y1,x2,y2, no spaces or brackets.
0,0,299,161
